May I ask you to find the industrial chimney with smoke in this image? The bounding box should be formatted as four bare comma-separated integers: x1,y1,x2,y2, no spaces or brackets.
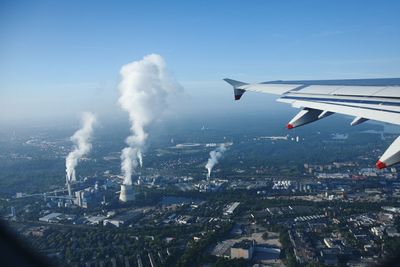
117,54,183,199
205,144,227,180
65,112,96,198
66,174,72,197
119,184,135,202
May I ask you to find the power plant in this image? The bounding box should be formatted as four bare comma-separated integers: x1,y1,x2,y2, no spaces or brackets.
64,172,135,205
119,184,135,202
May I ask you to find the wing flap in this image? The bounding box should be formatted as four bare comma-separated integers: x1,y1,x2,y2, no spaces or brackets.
372,87,400,98
331,86,386,96
278,98,400,125
243,83,301,95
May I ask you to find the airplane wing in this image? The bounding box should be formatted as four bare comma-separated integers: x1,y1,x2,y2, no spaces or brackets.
224,78,400,169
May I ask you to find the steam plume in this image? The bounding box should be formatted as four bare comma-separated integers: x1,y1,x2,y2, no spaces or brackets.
118,54,182,185
66,112,96,182
205,144,227,179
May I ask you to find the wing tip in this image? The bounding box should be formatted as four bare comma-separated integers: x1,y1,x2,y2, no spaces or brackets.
376,160,387,169
223,78,248,87
224,78,247,100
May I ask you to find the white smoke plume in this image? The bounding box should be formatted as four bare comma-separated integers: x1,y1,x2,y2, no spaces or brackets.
66,112,97,182
205,144,227,179
118,54,183,185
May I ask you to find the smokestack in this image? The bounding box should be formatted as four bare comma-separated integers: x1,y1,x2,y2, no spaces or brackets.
118,54,183,186
119,184,135,202
65,174,72,197
205,144,227,180
66,112,96,182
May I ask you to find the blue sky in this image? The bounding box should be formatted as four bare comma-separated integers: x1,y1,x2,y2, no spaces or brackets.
1,0,400,124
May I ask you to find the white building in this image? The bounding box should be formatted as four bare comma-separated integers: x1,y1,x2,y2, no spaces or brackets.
224,202,240,216
230,240,254,260
103,211,142,227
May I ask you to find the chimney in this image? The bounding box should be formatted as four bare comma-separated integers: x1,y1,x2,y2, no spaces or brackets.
119,184,135,202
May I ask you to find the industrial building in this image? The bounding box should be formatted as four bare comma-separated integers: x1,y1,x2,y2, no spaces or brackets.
223,202,240,216
74,183,106,208
103,210,142,227
39,212,76,223
86,215,107,225
230,239,254,260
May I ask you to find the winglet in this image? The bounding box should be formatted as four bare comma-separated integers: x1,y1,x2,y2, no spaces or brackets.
223,78,248,87
223,78,248,100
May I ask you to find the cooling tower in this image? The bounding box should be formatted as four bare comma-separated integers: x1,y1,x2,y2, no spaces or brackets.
119,184,135,202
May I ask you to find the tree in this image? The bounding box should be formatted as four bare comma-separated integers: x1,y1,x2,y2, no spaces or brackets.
262,232,269,240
